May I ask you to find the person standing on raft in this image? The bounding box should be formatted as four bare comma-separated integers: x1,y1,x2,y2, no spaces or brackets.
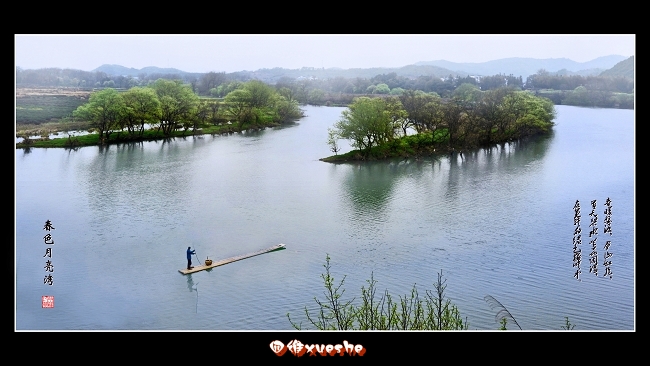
187,246,196,269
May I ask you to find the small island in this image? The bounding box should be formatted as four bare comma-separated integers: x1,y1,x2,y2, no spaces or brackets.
321,87,556,162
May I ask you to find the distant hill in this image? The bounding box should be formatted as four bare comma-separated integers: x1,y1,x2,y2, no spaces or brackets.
222,64,462,84
600,56,634,78
92,63,461,83
93,64,201,78
414,55,628,79
552,68,607,77
90,55,632,83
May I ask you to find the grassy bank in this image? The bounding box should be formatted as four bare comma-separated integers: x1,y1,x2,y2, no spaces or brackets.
16,122,279,149
320,129,529,163
321,130,461,163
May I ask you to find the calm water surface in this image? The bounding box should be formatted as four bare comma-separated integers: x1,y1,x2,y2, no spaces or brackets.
15,105,634,330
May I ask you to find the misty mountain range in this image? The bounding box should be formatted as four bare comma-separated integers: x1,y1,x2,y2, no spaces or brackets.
92,55,631,83
414,55,628,79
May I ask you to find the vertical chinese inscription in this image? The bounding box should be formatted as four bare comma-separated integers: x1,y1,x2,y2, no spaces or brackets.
572,200,582,281
602,198,613,279
588,200,598,276
573,199,614,280
43,220,55,286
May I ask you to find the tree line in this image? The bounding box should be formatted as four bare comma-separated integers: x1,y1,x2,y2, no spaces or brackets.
326,86,556,160
525,69,633,93
17,66,633,109
16,67,202,89
72,79,303,145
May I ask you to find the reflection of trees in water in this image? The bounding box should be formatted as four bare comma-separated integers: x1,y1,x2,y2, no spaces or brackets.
340,159,439,242
338,133,553,242
342,161,405,231
444,134,553,199
81,141,192,236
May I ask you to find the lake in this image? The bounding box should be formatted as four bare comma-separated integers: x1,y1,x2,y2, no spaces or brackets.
15,104,634,330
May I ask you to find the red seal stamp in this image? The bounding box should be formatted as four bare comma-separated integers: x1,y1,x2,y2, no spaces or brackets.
42,295,54,308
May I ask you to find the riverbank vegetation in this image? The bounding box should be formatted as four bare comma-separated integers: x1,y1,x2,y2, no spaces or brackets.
287,255,578,330
16,79,304,149
322,87,556,162
287,255,469,330
16,62,631,149
17,62,633,113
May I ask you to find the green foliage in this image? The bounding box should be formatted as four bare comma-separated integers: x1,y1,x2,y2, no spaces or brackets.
72,88,126,144
121,87,161,136
224,88,254,126
152,79,199,135
611,93,634,109
19,79,305,148
322,88,556,162
308,88,326,105
273,95,304,123
374,83,390,94
223,81,304,126
287,255,469,330
564,86,591,106
332,97,394,153
63,135,81,148
327,128,340,155
453,83,482,102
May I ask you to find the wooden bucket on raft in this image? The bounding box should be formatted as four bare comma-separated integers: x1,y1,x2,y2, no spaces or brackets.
204,257,213,266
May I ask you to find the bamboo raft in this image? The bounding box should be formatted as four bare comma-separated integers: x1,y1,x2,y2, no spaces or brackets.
178,243,285,275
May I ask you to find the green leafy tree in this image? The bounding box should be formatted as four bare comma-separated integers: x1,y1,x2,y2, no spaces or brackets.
502,91,555,138
327,128,341,155
277,87,295,102
224,80,295,127
273,95,304,123
152,79,199,135
308,88,326,105
440,99,466,147
383,96,408,137
224,88,254,127
419,97,445,143
389,87,405,96
121,87,161,137
331,97,394,154
244,80,275,110
399,90,437,133
72,88,125,144
197,71,226,95
375,83,390,94
453,83,482,102
564,85,591,106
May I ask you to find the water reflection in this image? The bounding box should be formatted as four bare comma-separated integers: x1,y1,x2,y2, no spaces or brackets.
339,135,554,220
15,105,632,330
341,161,406,225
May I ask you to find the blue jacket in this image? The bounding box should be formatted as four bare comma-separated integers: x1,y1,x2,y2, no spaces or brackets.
187,248,196,260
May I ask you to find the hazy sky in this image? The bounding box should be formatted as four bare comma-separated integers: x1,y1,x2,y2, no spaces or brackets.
15,34,635,73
